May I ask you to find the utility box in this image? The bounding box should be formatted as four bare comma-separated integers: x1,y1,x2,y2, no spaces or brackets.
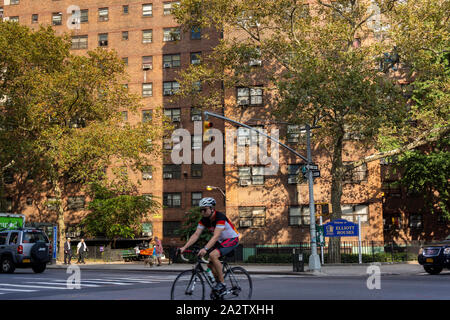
292,248,304,272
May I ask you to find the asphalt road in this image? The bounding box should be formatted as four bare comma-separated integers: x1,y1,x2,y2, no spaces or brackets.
0,268,449,301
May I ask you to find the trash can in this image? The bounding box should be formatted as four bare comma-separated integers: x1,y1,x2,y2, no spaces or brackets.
292,248,304,272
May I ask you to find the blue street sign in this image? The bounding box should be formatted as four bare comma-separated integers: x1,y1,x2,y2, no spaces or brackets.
323,219,359,237
53,226,57,259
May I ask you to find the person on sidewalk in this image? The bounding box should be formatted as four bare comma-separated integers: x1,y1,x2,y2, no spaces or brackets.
154,236,164,266
64,238,72,265
76,239,88,264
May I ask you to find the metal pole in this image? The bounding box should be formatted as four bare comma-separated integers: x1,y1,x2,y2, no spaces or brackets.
320,216,324,265
306,124,321,271
358,216,362,264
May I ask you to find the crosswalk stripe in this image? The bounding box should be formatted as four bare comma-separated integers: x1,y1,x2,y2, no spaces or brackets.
26,282,100,288
0,288,37,293
89,278,160,284
0,284,68,290
44,280,101,287
78,280,132,285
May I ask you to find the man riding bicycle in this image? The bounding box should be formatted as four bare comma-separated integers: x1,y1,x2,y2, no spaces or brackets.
179,197,240,295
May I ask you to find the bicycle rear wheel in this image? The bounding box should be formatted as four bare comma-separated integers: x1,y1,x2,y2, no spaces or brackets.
223,266,252,300
171,270,205,300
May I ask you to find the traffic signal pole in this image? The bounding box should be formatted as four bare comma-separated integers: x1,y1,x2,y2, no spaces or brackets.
204,111,321,272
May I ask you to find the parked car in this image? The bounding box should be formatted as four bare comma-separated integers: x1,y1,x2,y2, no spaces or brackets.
418,235,450,275
0,228,51,273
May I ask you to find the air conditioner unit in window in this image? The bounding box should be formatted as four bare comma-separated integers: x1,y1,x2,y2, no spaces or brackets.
191,115,202,121
288,176,299,184
240,220,252,228
163,173,173,179
99,40,108,46
163,63,172,68
172,115,181,122
143,64,152,70
192,59,201,64
239,179,251,187
142,232,152,237
249,59,262,66
238,99,249,106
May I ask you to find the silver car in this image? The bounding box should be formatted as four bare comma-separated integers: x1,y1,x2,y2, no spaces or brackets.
0,228,51,273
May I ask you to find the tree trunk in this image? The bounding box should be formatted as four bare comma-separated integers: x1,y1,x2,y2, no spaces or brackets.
54,182,66,263
329,133,344,263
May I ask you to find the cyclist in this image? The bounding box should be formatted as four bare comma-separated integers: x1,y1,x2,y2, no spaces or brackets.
179,197,239,295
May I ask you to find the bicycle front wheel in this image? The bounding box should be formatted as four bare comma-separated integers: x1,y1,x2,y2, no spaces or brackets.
171,270,205,300
223,266,252,300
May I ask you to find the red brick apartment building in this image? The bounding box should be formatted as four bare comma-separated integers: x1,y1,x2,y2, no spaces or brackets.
2,0,446,247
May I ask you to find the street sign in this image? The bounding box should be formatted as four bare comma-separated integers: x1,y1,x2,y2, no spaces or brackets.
316,224,325,247
323,219,359,237
303,170,320,178
52,226,57,260
305,164,319,171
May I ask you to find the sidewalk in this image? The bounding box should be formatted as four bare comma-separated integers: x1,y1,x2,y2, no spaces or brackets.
48,260,425,277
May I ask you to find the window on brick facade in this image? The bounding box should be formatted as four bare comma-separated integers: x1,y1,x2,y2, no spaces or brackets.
122,5,129,14
98,8,108,21
191,192,202,206
239,207,266,228
289,206,311,226
163,165,181,179
190,26,201,40
142,83,153,97
31,14,38,23
163,27,181,41
141,166,152,180
163,193,181,208
190,52,201,65
163,1,180,15
142,110,152,122
98,33,108,47
142,4,153,17
191,164,202,178
67,196,85,211
142,29,153,43
52,12,62,25
71,35,88,49
163,54,181,68
122,31,128,40
238,166,265,186
163,221,181,236
80,9,88,23
288,164,303,184
342,204,369,223
236,87,263,106
191,107,202,121
343,162,368,183
191,135,202,150
142,56,153,70
163,81,180,96
164,108,181,122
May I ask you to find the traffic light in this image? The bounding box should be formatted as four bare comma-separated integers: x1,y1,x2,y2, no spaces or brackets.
203,121,213,142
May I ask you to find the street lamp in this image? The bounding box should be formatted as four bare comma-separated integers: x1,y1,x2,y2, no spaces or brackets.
206,185,225,198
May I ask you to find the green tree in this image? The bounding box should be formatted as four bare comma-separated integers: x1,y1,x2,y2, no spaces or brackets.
173,0,411,262
0,22,164,261
177,207,212,247
83,183,160,248
397,139,450,221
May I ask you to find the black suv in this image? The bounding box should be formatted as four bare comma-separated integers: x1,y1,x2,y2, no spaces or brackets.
0,228,51,273
418,235,450,275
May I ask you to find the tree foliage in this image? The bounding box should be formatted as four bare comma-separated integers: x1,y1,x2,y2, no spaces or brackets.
0,22,164,260
83,183,160,247
177,207,212,247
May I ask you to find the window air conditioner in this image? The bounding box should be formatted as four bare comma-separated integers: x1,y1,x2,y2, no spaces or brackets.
238,99,249,106
143,64,152,70
191,115,202,121
163,63,172,68
163,173,173,179
249,59,262,66
288,176,299,184
172,115,181,122
239,179,251,187
240,220,252,227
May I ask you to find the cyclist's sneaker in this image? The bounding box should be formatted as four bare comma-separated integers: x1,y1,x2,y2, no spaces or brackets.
213,282,226,295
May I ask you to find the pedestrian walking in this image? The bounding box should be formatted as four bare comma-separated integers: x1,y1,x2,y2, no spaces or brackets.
77,238,88,264
64,238,72,265
154,236,163,266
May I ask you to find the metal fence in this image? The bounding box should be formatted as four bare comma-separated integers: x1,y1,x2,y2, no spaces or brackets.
235,241,422,264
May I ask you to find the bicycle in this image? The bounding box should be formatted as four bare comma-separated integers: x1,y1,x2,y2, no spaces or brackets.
170,247,252,300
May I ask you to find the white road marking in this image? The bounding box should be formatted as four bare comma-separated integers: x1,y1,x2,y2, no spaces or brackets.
0,284,69,290
26,281,100,288
0,288,37,293
77,280,132,285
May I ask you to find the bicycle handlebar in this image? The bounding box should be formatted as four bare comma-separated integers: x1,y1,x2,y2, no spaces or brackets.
177,247,209,264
